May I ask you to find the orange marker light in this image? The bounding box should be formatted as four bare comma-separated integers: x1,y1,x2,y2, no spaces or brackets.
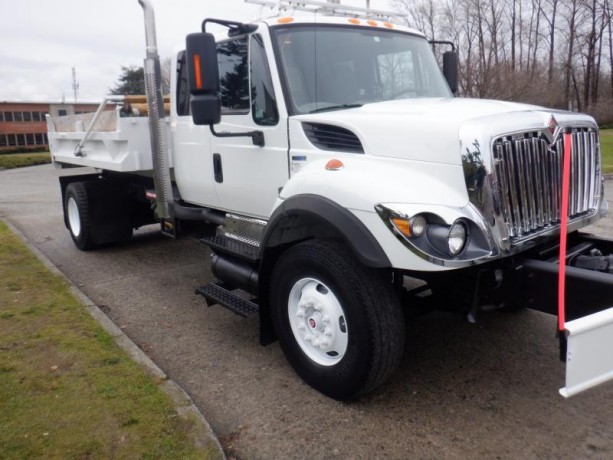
383,22,394,29
193,54,203,90
278,17,294,24
325,159,344,171
391,218,411,238
367,20,378,27
348,18,361,25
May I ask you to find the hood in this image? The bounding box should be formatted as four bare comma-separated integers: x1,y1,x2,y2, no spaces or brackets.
294,98,566,165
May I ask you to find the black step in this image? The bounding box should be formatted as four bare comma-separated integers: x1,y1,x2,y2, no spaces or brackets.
201,235,259,263
195,283,259,317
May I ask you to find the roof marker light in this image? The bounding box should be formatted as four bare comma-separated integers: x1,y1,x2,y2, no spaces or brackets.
383,22,394,29
348,18,361,25
325,159,344,171
367,20,378,27
278,17,294,24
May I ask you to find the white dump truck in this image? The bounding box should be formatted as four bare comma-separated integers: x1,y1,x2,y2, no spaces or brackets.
47,0,613,400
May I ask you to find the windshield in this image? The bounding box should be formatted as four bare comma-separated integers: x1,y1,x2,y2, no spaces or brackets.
271,25,452,115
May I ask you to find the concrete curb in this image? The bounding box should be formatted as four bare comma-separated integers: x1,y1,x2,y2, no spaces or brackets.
1,217,226,459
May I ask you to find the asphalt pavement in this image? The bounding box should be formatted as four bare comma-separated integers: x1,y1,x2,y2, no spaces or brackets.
1,164,612,459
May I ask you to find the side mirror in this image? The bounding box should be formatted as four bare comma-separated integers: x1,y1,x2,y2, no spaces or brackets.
443,51,459,96
186,32,221,125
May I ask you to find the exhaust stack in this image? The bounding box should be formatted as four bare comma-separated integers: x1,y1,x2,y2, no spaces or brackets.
138,0,174,221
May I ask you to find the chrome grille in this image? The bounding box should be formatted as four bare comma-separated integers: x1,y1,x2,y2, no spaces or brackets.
492,128,599,240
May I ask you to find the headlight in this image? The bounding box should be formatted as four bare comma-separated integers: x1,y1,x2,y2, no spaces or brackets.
375,204,492,266
410,215,427,237
448,222,467,255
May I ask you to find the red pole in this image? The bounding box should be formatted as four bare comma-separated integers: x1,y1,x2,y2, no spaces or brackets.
558,132,573,333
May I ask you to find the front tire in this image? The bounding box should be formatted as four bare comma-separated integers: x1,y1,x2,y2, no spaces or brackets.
270,239,405,400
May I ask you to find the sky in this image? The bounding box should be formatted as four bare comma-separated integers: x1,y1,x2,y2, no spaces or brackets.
0,0,393,103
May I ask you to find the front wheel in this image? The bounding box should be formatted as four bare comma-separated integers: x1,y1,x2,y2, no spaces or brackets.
270,239,405,400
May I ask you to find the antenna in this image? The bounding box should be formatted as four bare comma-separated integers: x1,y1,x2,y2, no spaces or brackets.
72,67,79,103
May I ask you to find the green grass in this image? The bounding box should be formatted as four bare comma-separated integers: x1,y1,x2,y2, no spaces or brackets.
601,129,613,174
0,152,51,169
0,222,217,459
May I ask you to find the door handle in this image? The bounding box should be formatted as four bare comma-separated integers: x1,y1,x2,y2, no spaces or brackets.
213,153,223,183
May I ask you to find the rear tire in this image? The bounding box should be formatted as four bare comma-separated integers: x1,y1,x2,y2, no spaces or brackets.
64,180,133,250
270,239,405,400
64,182,95,250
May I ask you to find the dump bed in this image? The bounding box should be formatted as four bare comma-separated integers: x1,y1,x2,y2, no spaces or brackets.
47,103,171,172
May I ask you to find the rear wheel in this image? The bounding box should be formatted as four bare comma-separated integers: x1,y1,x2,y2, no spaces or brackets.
64,182,95,250
270,239,405,400
64,180,133,250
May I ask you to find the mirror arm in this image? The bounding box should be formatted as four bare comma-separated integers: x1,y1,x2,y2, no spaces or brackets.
209,125,265,147
428,40,456,52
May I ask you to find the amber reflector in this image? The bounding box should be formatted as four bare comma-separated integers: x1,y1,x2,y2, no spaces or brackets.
325,159,345,171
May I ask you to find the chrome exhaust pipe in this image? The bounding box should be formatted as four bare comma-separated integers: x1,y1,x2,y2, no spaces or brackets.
138,0,174,220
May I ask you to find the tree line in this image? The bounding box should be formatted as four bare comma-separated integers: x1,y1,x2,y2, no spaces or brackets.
392,0,613,125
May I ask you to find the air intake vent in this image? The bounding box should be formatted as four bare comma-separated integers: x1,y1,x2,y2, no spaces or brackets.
302,123,364,154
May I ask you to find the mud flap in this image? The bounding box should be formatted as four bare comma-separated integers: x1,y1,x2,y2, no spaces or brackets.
560,307,613,397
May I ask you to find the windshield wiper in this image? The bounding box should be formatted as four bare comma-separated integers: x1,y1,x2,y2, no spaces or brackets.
309,103,363,114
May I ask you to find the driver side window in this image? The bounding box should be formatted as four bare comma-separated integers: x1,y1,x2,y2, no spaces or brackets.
217,37,250,114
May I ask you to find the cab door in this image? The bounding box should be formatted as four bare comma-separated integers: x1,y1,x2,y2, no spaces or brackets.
210,32,289,219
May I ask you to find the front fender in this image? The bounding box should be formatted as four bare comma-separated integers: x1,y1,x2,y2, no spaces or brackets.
261,193,390,268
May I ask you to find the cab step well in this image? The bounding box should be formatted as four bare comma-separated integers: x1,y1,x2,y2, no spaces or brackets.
195,283,259,317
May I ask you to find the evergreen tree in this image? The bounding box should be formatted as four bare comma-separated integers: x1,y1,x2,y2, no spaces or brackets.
110,66,146,95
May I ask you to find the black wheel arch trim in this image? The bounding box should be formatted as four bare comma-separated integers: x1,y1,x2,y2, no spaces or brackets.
259,194,391,269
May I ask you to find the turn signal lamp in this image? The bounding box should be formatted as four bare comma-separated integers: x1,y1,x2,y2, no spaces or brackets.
391,218,411,238
193,55,203,90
